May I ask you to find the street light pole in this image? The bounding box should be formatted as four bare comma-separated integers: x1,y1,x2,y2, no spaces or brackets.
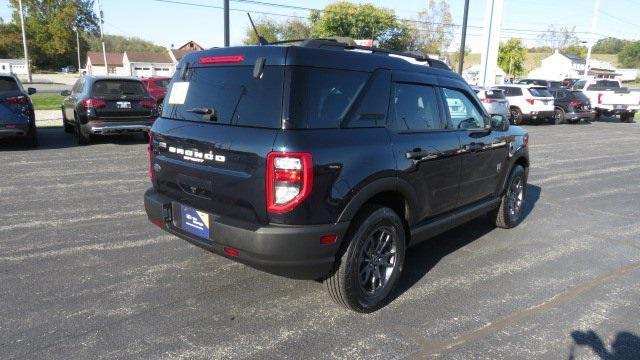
75,27,82,72
17,0,32,83
584,0,600,80
224,0,230,47
97,0,108,75
457,0,470,75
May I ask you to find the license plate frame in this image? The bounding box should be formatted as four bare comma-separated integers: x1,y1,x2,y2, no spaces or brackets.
614,104,627,110
178,204,211,240
116,101,131,109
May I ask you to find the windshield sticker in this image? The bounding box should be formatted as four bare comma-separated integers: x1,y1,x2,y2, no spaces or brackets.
168,81,189,105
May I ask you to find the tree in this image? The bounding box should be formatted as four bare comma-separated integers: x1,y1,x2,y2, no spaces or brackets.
446,47,470,72
564,45,587,59
7,0,99,69
0,23,23,59
593,37,628,54
243,18,311,45
309,2,414,51
618,41,640,68
498,38,526,77
412,0,454,54
84,34,166,53
537,25,579,50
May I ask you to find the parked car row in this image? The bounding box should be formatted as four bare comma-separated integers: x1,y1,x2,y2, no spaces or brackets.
0,74,38,147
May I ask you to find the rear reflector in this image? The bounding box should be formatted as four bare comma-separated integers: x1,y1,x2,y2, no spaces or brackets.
152,219,163,227
320,235,337,245
199,55,245,65
223,247,240,257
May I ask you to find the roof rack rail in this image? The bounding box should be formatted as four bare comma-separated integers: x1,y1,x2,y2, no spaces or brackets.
298,39,451,70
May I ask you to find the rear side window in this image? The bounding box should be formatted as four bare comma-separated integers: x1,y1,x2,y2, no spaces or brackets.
391,83,441,131
528,87,552,97
498,86,522,97
163,66,284,128
570,91,589,101
573,80,586,90
0,76,20,92
93,80,146,96
484,89,505,99
288,67,368,129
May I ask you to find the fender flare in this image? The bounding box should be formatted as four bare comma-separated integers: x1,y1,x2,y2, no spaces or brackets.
337,177,419,225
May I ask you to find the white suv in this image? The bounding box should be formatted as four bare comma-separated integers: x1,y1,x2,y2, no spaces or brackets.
497,84,555,125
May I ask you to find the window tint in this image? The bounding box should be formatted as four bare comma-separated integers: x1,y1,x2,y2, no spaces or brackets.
92,80,146,96
554,90,566,99
343,70,390,128
288,67,368,129
570,90,589,101
573,80,586,90
0,76,20,92
163,66,283,128
442,88,486,130
587,80,620,90
528,87,552,97
391,83,441,131
484,89,505,99
498,86,522,97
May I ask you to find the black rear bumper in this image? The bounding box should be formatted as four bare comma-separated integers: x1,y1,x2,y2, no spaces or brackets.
84,119,156,135
144,188,350,280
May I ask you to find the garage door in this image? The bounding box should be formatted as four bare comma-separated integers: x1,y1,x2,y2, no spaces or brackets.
154,67,172,76
132,66,153,78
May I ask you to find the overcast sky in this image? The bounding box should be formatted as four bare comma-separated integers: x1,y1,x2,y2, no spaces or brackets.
1,0,639,52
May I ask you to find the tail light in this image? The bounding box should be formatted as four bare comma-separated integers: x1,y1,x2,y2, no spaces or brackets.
266,152,313,214
481,98,497,103
141,99,156,109
147,133,155,180
597,93,603,104
82,98,107,109
7,95,30,105
568,100,582,108
523,133,529,146
526,99,535,105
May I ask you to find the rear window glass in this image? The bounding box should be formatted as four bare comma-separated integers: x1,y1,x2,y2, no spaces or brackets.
497,86,522,97
0,76,20,92
92,80,146,96
528,87,552,97
549,81,562,89
570,91,589,100
484,89,505,99
287,67,368,129
162,66,284,128
587,80,620,90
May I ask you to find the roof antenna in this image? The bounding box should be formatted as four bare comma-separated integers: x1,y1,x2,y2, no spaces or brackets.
247,13,269,46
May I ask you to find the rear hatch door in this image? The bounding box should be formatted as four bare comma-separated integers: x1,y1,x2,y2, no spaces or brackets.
91,79,154,120
528,87,554,111
151,48,286,225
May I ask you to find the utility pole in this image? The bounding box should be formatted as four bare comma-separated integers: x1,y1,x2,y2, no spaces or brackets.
584,0,600,80
97,0,108,75
457,0,470,75
74,26,81,71
17,0,32,83
479,0,505,87
224,0,230,47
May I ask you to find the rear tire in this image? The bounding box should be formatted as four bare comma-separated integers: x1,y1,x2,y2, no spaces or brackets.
490,165,527,229
553,108,565,125
24,123,38,148
510,107,524,125
324,205,406,313
74,115,92,145
62,108,73,133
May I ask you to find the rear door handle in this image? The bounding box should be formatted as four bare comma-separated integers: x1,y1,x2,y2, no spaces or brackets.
463,143,483,152
405,148,440,160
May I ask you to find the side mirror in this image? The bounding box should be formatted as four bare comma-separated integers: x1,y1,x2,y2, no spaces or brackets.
27,87,37,95
491,114,509,132
60,90,71,97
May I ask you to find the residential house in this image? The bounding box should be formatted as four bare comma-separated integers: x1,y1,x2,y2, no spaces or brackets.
528,50,618,80
0,59,28,75
124,51,175,77
169,40,204,63
86,52,127,76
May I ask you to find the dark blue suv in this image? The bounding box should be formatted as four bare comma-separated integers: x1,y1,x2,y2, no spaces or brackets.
0,74,37,147
144,40,530,312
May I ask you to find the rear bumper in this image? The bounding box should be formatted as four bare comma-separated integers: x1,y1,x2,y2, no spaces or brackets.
0,125,30,138
144,188,350,280
566,110,596,121
596,107,638,115
523,110,554,120
85,119,155,135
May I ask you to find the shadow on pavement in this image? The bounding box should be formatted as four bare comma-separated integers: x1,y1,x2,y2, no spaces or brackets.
569,330,640,360
0,127,147,151
391,184,542,303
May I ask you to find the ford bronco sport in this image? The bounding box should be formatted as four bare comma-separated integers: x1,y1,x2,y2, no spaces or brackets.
144,40,530,312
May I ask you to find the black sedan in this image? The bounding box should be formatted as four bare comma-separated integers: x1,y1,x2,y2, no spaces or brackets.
61,76,158,145
551,89,596,124
0,74,37,147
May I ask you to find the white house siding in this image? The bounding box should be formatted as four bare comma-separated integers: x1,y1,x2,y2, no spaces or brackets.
0,60,28,75
128,62,175,77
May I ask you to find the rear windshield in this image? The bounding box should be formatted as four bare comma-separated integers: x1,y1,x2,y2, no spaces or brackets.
570,91,589,100
92,80,146,96
484,89,505,99
587,80,620,90
528,87,552,97
549,81,562,89
162,66,284,128
0,76,20,93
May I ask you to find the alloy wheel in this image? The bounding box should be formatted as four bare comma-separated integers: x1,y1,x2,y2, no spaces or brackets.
357,226,398,296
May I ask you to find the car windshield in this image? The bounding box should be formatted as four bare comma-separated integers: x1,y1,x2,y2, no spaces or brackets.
528,87,552,97
0,76,20,94
92,80,146,96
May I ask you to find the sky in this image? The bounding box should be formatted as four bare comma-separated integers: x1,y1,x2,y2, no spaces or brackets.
1,0,639,52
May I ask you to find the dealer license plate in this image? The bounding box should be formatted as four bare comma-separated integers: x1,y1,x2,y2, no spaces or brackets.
179,204,210,240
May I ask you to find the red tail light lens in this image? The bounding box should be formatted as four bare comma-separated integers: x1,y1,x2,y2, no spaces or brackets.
147,133,155,180
141,99,157,109
480,98,497,103
82,98,107,109
524,134,529,146
568,100,581,108
526,98,535,105
199,55,245,65
7,95,29,105
597,93,603,104
266,152,313,214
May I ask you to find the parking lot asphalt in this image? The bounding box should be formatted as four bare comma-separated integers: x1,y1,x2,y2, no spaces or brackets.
1,120,639,360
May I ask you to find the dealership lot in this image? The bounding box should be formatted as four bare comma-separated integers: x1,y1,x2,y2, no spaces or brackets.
1,121,639,359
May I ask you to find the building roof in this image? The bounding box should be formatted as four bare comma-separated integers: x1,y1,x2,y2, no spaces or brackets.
0,59,27,64
171,49,194,61
126,51,173,63
561,52,586,64
87,51,124,66
177,41,204,51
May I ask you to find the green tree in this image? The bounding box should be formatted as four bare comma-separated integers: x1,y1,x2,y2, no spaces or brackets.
564,45,587,59
7,0,99,70
593,37,628,54
243,18,311,45
84,34,166,53
618,41,640,68
0,23,23,59
309,2,413,51
498,38,526,77
412,0,454,54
